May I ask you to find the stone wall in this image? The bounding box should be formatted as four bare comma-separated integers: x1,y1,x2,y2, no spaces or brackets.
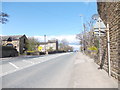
19,36,27,54
97,2,120,80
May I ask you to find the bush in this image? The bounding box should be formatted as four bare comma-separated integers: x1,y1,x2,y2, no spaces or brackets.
26,50,39,55
88,46,98,51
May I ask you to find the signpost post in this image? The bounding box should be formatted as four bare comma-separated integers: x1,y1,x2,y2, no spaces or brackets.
106,24,111,76
93,15,111,76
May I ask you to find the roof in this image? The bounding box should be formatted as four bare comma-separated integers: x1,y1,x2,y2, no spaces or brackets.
1,35,26,41
39,42,48,45
39,41,57,45
48,40,58,43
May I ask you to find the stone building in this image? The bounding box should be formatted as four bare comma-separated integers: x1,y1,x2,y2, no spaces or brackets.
97,2,120,80
38,40,58,52
2,35,28,54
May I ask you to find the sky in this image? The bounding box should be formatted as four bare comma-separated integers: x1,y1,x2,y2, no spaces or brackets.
2,2,98,50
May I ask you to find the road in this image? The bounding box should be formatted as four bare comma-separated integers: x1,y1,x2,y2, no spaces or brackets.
1,52,76,88
0,52,118,88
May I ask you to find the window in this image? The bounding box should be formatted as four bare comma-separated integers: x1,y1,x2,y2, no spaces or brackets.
6,43,13,47
24,39,26,44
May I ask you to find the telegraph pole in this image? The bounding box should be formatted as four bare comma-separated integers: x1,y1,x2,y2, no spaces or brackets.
83,24,86,53
44,35,46,54
80,14,84,53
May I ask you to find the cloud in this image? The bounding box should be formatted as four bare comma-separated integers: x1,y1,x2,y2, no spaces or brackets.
32,34,80,50
33,34,79,44
69,44,80,50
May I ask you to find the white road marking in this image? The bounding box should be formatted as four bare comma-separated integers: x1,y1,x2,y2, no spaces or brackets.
0,53,72,77
9,62,19,69
23,60,35,64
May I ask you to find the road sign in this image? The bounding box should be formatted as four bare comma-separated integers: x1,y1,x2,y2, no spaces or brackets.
38,46,43,51
93,17,106,36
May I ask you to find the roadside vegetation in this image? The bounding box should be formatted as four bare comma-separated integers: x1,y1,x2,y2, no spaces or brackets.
76,15,99,58
59,39,73,52
26,37,40,51
26,37,40,55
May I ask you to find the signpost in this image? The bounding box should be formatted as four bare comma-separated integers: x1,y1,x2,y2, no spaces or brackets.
38,46,42,51
93,16,111,76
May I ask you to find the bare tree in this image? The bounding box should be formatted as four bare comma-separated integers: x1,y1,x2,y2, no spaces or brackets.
0,12,9,24
76,17,99,53
59,39,73,52
76,33,83,45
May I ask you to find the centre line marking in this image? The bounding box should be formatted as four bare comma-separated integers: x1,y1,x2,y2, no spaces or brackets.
9,62,19,69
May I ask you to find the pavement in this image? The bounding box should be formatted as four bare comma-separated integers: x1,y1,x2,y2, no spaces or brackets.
0,52,118,88
71,52,118,88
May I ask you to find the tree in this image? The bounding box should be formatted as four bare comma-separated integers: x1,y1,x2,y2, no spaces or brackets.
26,37,40,51
76,33,83,45
47,47,53,52
76,19,99,53
59,39,73,52
0,12,9,24
59,39,68,51
65,45,73,52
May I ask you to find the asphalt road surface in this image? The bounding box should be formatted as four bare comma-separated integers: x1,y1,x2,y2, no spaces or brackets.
1,52,76,88
0,52,118,88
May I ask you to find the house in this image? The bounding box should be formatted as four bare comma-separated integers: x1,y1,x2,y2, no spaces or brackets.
38,40,58,52
1,35,28,54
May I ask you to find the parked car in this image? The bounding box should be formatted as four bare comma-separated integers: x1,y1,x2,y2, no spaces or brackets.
1,46,18,58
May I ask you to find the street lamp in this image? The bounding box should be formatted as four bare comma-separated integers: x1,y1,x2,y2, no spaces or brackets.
92,14,99,20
